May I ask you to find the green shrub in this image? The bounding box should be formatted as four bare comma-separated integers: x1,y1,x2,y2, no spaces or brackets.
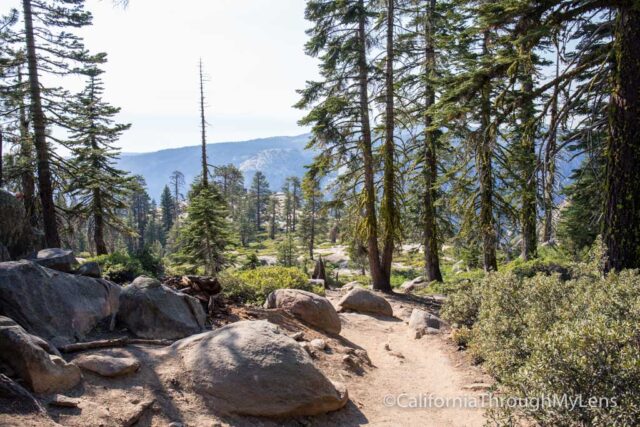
463,270,640,426
222,266,318,305
440,280,482,328
88,251,146,283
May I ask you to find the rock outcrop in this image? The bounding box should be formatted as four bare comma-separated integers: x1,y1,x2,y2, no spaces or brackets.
117,276,206,340
30,248,77,273
172,320,348,417
0,316,81,393
0,261,120,345
338,288,393,317
265,289,341,334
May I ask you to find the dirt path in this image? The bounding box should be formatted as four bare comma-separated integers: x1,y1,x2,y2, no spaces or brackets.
316,292,492,426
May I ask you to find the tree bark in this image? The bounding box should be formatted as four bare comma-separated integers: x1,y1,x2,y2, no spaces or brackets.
22,0,60,248
519,68,537,260
422,0,443,282
17,68,37,227
543,45,560,243
478,30,498,272
603,6,640,272
378,0,396,292
357,0,386,290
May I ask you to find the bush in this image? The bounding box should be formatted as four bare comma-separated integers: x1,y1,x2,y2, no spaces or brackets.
221,266,320,305
88,251,146,283
440,280,482,328
456,270,640,425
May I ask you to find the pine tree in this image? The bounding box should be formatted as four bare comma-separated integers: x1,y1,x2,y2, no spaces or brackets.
169,170,185,221
267,194,279,240
178,182,229,275
160,185,174,232
250,171,270,231
19,0,101,247
129,176,150,253
297,0,396,290
64,68,132,255
298,171,325,260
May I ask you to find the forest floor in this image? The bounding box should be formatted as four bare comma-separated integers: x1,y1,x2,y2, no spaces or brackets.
4,290,492,427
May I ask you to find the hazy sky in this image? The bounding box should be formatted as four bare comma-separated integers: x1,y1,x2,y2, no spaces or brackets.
15,0,318,153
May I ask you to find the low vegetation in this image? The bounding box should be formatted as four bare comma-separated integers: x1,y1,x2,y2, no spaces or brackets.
442,249,640,425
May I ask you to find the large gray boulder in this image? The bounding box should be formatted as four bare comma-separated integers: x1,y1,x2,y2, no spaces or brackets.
0,316,81,393
30,248,77,273
118,276,206,339
265,289,341,334
0,190,36,259
0,261,120,345
338,288,393,317
172,320,348,417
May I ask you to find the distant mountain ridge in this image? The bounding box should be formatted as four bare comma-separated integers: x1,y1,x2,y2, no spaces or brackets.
116,134,313,200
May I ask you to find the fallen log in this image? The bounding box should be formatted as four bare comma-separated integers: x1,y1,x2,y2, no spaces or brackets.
58,338,174,353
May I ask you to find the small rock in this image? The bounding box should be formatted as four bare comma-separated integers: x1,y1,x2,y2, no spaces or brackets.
74,354,140,377
310,339,327,351
463,383,493,391
291,331,305,341
168,423,184,427
389,351,405,359
50,395,80,408
300,342,312,354
383,343,391,351
76,261,101,278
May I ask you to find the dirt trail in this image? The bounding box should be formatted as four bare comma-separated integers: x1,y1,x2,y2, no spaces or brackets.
316,291,491,426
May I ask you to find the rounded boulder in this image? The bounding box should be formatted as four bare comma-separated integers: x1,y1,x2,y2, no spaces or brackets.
264,289,341,334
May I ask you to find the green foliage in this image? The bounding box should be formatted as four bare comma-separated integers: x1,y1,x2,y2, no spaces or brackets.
276,233,297,267
223,266,315,305
176,183,229,275
440,280,482,328
87,251,147,283
445,270,640,425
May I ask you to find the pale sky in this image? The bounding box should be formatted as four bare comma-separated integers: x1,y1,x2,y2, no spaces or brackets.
9,0,318,153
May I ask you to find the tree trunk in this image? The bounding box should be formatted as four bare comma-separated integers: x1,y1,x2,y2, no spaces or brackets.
378,0,396,292
17,69,37,227
603,6,640,272
478,31,498,272
357,0,386,290
22,0,60,248
422,0,443,282
543,46,560,243
519,68,537,260
199,60,208,187
93,189,107,255
0,128,3,188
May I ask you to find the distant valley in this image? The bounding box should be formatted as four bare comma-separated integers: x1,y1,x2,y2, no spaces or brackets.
117,134,314,200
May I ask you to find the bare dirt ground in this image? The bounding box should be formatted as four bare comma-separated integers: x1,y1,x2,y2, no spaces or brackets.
1,291,491,427
311,290,492,426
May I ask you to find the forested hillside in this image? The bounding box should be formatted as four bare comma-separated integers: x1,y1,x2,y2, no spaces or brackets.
1,0,639,426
